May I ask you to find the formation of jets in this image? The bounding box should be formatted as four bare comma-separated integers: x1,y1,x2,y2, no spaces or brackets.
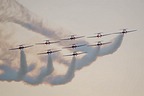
9,29,136,56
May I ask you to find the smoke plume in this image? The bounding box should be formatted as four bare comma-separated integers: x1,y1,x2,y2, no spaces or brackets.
0,64,17,81
98,34,124,56
24,54,54,85
17,49,28,80
76,46,100,70
46,56,76,85
0,29,18,81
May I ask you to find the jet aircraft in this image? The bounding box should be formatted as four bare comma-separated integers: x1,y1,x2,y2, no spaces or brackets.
89,41,111,46
64,51,87,56
9,44,33,50
88,32,114,38
36,40,60,45
63,44,86,49
37,49,61,55
61,35,85,40
112,29,137,34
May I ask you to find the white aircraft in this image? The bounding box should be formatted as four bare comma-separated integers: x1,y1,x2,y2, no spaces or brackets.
9,44,33,50
61,35,85,40
89,41,111,46
64,51,87,56
37,49,61,55
63,43,86,49
36,40,60,45
112,29,137,34
88,32,114,38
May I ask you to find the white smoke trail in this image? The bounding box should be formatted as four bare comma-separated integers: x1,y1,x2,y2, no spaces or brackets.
17,49,28,80
0,0,61,40
24,54,54,85
27,64,36,73
98,34,124,56
76,46,100,70
0,50,36,82
46,56,76,85
0,65,17,81
0,29,18,81
0,30,17,66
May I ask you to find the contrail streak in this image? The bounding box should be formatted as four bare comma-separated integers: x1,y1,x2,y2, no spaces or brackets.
46,56,76,85
76,46,100,70
0,49,36,82
0,31,35,82
98,34,124,56
24,55,54,85
17,49,28,80
0,65,17,81
0,31,18,81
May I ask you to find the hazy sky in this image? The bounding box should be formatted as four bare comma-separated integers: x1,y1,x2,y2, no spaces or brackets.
0,0,144,96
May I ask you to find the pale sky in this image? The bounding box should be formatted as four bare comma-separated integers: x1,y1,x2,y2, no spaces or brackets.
0,0,144,96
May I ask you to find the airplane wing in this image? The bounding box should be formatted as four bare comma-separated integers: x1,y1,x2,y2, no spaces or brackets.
108,31,126,35
63,46,73,49
89,42,111,46
64,51,86,56
24,45,33,48
50,41,60,44
88,44,98,46
88,33,114,38
37,52,48,55
127,30,137,33
75,36,85,39
63,54,74,56
102,42,111,45
35,42,46,45
87,36,97,38
9,47,19,50
102,33,116,36
77,44,87,47
52,50,61,53
60,38,71,40
112,32,122,34
111,29,137,34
